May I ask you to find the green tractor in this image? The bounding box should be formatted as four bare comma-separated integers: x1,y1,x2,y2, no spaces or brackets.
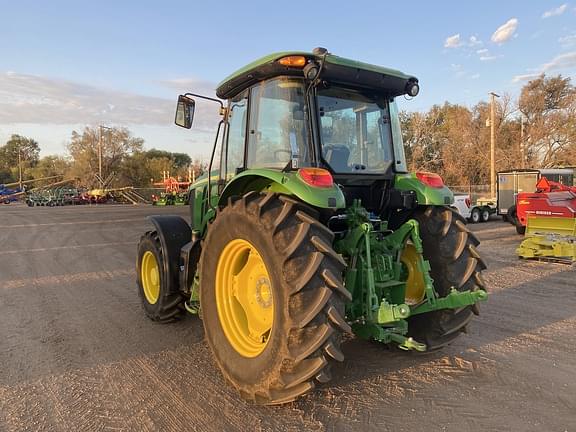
136,48,487,405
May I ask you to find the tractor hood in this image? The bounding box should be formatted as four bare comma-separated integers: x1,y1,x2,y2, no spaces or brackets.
216,50,418,100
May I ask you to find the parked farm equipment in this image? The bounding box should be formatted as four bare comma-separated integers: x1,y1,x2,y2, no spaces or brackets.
517,216,576,263
498,168,575,231
151,176,190,206
1,175,65,204
0,184,23,204
79,187,150,205
514,177,576,263
512,177,576,235
25,180,81,206
136,49,488,404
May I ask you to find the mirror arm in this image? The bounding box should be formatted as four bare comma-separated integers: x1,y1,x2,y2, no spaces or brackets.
184,93,224,109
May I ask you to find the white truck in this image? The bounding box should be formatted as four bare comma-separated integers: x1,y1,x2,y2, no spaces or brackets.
453,194,497,223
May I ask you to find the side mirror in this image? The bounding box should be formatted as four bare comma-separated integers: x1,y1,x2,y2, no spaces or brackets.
175,95,196,129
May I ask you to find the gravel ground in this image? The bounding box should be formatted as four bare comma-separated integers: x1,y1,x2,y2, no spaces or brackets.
0,204,574,432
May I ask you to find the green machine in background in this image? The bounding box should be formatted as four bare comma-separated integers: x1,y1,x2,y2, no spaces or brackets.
136,48,488,405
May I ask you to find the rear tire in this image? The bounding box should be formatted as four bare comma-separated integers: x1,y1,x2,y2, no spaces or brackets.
199,192,350,405
137,231,185,322
480,208,490,223
516,224,526,235
408,206,487,350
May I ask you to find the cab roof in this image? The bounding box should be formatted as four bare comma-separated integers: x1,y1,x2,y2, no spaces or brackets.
215,50,418,100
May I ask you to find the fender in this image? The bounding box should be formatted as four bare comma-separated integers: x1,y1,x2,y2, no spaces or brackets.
147,215,194,293
218,168,346,209
394,173,454,206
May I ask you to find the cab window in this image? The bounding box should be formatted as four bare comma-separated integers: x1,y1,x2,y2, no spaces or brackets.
246,78,310,169
224,91,248,179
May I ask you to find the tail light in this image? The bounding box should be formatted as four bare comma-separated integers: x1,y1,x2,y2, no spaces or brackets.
416,172,444,188
465,197,471,208
298,168,334,188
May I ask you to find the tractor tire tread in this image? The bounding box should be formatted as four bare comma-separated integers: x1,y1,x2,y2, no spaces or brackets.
137,231,185,323
199,192,348,405
408,206,486,350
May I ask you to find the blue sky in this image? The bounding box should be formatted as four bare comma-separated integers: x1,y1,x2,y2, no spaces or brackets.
0,0,574,158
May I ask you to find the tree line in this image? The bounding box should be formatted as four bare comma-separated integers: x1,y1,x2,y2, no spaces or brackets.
1,74,574,189
401,74,576,186
0,127,205,188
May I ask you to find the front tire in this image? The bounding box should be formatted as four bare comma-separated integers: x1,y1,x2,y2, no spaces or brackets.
408,207,487,349
199,192,351,405
137,231,185,322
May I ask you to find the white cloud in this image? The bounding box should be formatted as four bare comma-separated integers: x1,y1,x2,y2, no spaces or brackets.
0,72,171,125
470,73,480,80
511,51,576,83
0,72,219,132
559,33,576,48
542,4,568,18
468,36,482,47
512,73,540,83
158,77,216,95
491,18,518,44
475,48,500,61
444,34,484,50
444,34,461,48
541,51,576,71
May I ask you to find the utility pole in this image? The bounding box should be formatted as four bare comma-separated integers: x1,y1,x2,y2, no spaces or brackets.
98,126,103,186
18,146,23,189
489,92,500,198
520,115,525,169
98,125,111,187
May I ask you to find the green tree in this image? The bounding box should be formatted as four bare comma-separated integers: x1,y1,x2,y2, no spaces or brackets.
0,135,40,184
146,149,192,169
0,134,40,172
67,126,144,186
28,156,71,186
519,74,576,166
0,168,14,184
117,151,154,187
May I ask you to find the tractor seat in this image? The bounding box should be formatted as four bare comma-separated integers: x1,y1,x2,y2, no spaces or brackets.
324,144,350,172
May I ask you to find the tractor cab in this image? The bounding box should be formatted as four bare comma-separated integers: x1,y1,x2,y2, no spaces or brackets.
175,48,431,221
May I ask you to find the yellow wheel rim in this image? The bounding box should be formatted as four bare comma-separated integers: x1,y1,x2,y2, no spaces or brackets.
141,251,160,305
215,239,274,358
401,244,426,305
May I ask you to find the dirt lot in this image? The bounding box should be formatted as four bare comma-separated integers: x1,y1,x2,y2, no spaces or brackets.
0,204,574,432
